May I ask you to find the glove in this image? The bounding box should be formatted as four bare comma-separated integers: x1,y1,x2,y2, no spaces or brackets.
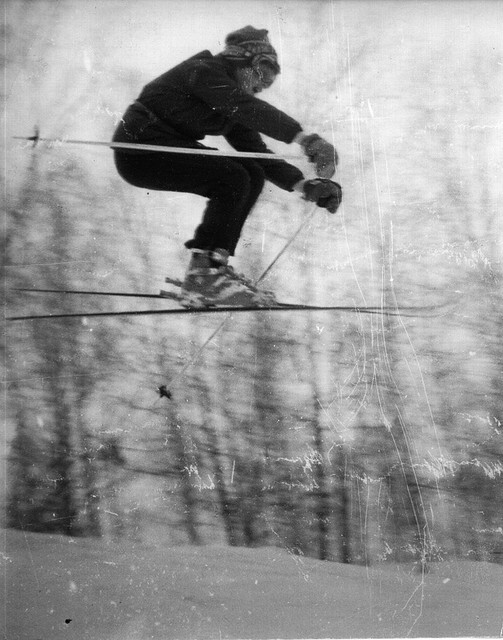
300,134,338,179
302,178,342,214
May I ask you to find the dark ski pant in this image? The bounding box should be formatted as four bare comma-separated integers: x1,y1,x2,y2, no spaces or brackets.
114,151,266,256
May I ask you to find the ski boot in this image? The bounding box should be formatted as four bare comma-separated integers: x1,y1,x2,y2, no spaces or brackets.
179,249,277,308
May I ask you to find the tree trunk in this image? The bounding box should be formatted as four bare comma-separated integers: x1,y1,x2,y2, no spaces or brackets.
169,420,201,545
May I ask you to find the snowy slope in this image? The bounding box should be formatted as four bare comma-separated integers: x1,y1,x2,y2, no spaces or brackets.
4,528,503,639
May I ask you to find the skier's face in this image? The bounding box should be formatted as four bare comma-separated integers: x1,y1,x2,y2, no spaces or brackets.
237,64,278,96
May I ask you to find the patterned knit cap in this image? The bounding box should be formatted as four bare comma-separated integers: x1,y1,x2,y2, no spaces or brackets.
220,26,280,73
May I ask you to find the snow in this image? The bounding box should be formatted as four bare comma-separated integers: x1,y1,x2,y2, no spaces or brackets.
4,528,503,639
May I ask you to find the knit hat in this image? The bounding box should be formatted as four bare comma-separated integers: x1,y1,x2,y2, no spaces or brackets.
220,26,280,73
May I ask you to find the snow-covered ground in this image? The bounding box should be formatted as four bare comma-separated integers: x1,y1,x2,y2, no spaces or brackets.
3,528,502,639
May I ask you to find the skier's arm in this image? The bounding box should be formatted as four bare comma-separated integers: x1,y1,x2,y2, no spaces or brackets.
187,59,339,179
224,124,304,191
186,61,302,144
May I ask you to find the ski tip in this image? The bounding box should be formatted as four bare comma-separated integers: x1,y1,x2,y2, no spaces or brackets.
164,277,183,287
159,289,182,301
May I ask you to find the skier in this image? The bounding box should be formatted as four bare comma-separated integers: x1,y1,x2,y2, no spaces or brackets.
113,25,342,307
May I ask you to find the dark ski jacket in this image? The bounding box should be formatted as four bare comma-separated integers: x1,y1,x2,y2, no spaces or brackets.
112,50,304,191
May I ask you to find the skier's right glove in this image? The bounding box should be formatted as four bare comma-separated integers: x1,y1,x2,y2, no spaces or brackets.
302,178,342,214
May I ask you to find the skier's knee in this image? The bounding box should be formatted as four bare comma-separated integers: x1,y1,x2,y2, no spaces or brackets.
211,162,252,200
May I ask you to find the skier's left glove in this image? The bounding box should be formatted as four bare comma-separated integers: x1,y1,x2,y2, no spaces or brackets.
299,134,338,179
302,178,342,214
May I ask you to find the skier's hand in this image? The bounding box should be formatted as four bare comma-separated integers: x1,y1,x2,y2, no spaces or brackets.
302,178,342,214
300,134,338,179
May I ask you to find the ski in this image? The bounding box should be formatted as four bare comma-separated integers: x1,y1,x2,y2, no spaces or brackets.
13,287,171,299
13,286,326,307
8,301,401,321
9,288,453,321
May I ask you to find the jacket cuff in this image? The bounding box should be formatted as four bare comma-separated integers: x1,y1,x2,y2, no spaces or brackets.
292,179,305,192
293,132,307,145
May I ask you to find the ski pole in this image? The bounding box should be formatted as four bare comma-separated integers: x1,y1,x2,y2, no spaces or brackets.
13,132,301,162
255,203,318,285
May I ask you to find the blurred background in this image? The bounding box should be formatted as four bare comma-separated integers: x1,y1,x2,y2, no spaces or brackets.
3,0,503,567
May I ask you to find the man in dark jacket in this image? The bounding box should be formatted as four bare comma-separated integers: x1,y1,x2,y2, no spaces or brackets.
113,26,341,307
